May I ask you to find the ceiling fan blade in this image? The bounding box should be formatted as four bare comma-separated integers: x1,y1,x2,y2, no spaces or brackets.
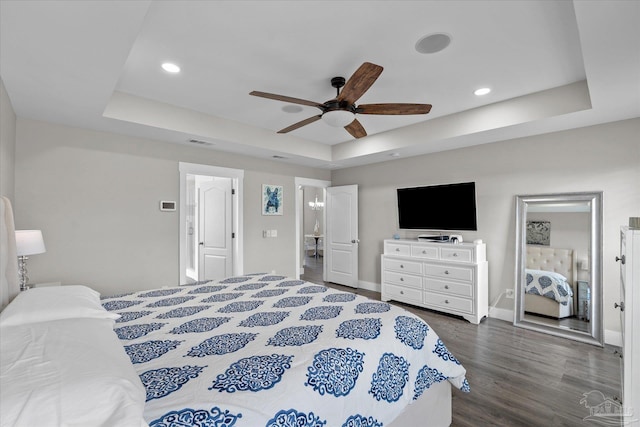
277,115,322,134
344,118,367,139
357,103,432,115
337,62,384,104
250,91,323,109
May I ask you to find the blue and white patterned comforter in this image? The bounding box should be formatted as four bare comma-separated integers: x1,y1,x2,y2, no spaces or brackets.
102,274,468,427
525,269,573,305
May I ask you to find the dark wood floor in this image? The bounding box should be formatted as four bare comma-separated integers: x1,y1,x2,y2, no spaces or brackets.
301,256,622,427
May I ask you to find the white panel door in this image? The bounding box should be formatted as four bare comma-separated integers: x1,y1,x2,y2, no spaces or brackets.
198,179,232,281
326,185,358,287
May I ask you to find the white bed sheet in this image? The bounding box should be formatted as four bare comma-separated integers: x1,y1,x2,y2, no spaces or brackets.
0,318,147,427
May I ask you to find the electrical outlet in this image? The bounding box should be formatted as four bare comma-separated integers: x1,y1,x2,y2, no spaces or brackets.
506,289,515,299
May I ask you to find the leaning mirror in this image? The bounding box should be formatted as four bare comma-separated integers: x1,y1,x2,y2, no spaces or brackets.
514,192,603,346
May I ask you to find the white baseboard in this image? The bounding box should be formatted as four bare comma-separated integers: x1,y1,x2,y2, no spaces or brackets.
358,280,381,293
605,329,622,347
488,307,514,323
488,308,622,347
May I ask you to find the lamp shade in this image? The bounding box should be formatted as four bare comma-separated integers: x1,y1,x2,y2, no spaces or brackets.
322,110,355,127
15,230,46,256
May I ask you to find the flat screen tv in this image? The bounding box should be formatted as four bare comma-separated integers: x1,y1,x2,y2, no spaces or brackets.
397,182,477,231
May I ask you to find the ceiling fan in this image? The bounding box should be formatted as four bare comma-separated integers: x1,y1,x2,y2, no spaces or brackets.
250,62,432,139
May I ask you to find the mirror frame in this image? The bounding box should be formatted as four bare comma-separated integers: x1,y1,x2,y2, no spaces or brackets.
514,192,604,346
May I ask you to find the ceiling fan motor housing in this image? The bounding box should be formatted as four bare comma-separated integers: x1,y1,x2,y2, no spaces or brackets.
323,99,356,114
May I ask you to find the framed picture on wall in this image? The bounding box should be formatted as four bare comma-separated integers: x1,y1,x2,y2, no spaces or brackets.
526,220,551,245
262,184,283,216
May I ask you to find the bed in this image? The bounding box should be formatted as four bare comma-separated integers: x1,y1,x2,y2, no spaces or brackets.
0,196,468,427
524,245,577,319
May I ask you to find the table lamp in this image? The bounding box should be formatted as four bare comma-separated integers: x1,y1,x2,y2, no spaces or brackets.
15,230,46,291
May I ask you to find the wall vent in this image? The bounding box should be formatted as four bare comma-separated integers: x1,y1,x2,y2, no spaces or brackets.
188,139,214,146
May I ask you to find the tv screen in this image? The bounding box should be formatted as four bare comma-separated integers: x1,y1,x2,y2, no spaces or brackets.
397,182,477,231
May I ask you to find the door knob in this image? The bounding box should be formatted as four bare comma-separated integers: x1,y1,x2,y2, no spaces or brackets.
614,302,625,311
199,242,204,246
615,255,626,264
351,239,360,244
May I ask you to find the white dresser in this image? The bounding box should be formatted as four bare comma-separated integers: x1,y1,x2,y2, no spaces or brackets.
381,239,488,324
618,226,639,425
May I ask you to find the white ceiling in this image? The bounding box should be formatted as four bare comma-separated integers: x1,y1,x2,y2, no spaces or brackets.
1,1,638,169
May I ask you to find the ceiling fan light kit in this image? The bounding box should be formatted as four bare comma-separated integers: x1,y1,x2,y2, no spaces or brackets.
250,62,432,139
322,109,355,127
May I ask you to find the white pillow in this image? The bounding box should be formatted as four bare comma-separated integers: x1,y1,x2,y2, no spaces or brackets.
0,317,147,427
0,285,120,327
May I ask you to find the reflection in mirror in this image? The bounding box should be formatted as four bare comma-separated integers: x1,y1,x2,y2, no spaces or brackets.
514,192,603,346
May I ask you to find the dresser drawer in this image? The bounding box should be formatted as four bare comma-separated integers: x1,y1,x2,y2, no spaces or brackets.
385,242,410,256
384,271,422,289
424,264,473,282
384,283,423,305
424,291,473,314
383,257,422,275
410,245,439,259
440,247,473,262
424,278,473,298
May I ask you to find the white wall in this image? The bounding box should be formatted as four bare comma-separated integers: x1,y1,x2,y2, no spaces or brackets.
0,77,16,202
14,118,330,295
331,118,640,335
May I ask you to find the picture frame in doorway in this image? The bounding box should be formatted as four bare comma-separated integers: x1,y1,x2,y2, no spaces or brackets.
262,184,283,216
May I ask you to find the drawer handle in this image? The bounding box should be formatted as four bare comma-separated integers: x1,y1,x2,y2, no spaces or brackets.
444,270,450,275
400,290,404,295
422,250,427,254
395,248,400,251
400,277,404,281
444,285,449,289
445,299,450,304
452,253,458,257
400,264,404,269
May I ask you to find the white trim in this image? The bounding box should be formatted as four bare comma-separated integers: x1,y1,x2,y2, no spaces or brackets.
179,162,244,285
488,307,514,323
605,329,622,347
358,280,380,293
294,177,331,280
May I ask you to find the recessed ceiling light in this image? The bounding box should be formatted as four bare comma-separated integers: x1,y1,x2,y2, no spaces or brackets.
474,87,491,96
161,62,181,73
282,105,303,113
415,33,451,54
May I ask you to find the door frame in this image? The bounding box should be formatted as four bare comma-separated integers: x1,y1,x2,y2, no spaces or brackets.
294,177,331,280
179,162,244,285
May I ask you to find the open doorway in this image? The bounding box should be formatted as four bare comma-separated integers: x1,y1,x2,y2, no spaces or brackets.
301,185,325,284
294,177,330,284
179,162,244,285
